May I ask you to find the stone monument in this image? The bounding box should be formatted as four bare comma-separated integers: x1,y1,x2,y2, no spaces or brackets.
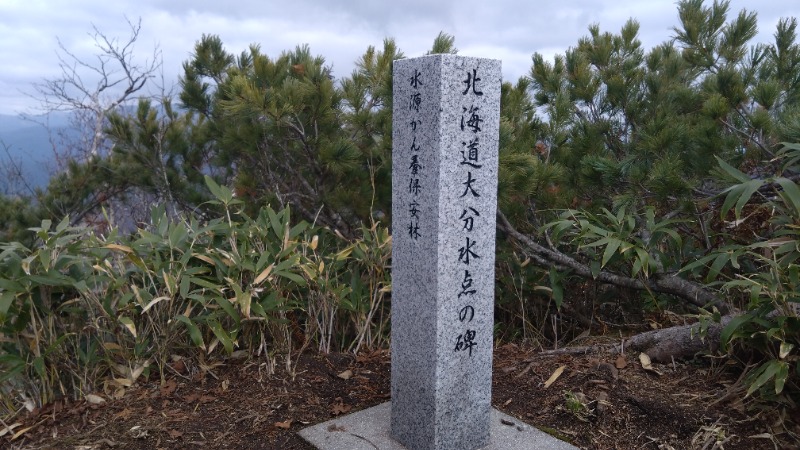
298,54,577,450
389,54,500,450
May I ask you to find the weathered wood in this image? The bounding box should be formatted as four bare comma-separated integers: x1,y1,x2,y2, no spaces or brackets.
497,211,732,314
538,315,735,363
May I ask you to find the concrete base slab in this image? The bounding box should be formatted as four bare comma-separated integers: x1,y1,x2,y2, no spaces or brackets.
298,402,577,450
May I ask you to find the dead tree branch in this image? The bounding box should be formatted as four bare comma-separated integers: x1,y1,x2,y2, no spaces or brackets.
539,315,735,363
30,16,161,160
497,211,732,314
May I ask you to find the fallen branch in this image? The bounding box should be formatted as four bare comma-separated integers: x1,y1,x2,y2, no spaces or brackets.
623,315,733,362
497,211,732,314
539,315,735,363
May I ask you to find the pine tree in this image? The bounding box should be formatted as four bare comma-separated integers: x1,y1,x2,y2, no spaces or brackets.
177,36,408,236
521,1,799,218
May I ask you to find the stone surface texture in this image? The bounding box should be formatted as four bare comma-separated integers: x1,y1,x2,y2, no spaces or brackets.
390,54,501,450
298,403,579,450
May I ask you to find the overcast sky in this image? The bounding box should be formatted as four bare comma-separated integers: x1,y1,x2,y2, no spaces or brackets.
1,0,797,116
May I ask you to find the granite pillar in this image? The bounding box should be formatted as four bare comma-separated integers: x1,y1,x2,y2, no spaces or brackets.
390,54,501,450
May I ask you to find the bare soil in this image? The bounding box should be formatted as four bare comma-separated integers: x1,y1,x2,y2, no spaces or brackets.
5,344,798,449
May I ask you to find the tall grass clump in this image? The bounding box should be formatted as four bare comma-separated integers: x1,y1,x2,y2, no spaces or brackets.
0,176,392,418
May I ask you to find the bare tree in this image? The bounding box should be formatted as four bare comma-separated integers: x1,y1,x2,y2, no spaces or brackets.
6,17,167,230
30,16,161,161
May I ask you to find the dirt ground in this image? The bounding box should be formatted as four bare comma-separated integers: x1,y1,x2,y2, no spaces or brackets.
4,344,798,449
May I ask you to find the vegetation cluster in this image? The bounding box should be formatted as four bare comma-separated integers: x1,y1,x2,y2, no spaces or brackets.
1,0,798,433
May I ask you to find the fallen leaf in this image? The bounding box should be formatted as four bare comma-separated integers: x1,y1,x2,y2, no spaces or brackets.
615,354,627,369
275,420,292,429
0,422,21,438
544,365,566,389
170,359,186,373
595,391,610,415
128,425,148,439
114,408,133,420
199,395,216,403
327,423,346,432
119,316,137,337
86,394,106,405
337,369,353,380
221,379,230,391
167,429,184,439
331,401,352,416
749,433,774,439
113,377,133,387
11,426,33,441
130,361,149,382
160,379,177,397
639,352,662,375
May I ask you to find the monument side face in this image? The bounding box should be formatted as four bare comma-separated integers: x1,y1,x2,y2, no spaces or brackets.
391,55,443,449
391,54,501,450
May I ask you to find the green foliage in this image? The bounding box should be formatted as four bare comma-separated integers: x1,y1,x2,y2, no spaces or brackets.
105,99,214,215
0,195,40,244
427,31,458,55
0,176,393,414
0,217,107,407
497,1,800,360
545,206,684,279
523,0,800,217
683,143,800,399
2,0,800,416
178,36,405,236
304,221,393,353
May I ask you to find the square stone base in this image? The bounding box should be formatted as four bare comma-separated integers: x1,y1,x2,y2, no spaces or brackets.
298,402,577,450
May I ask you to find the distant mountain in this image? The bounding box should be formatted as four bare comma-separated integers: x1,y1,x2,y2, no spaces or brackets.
0,115,33,133
1,106,157,193
0,112,76,191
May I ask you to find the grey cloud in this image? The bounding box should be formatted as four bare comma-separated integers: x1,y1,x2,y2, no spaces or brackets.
1,0,799,115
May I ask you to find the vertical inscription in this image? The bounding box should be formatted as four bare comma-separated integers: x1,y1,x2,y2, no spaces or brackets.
407,69,424,241
453,66,486,357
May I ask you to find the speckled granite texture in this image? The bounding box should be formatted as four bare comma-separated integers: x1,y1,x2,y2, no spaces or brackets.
390,54,501,450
